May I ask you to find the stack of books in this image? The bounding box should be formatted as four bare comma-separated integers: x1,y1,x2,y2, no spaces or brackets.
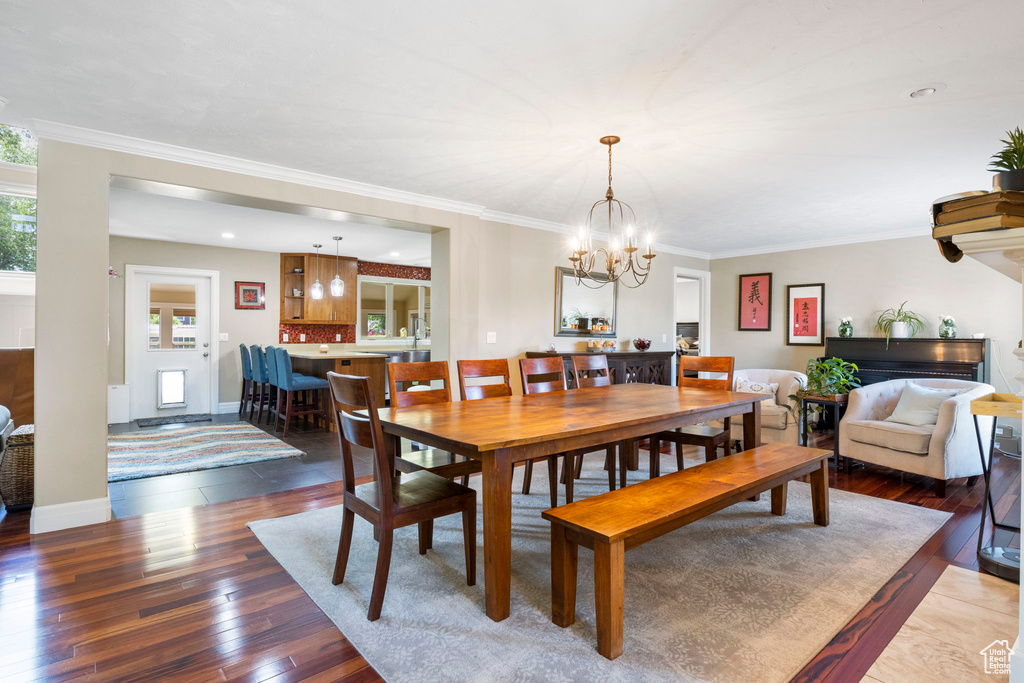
932,190,1024,238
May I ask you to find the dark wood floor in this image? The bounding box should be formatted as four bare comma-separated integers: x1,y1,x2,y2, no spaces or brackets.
0,427,1018,682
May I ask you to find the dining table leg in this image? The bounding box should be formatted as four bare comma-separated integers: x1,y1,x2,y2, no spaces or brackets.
482,448,513,621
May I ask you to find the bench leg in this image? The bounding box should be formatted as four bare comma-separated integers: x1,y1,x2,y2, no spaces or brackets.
770,482,788,516
551,524,578,628
594,539,625,660
810,459,830,526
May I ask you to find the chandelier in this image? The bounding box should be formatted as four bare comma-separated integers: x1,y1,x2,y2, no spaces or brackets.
569,135,655,288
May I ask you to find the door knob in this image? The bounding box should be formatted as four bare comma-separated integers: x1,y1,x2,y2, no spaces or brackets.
203,352,209,358
203,342,209,348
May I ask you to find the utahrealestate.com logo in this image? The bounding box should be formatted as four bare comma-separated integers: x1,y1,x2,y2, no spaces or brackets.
980,640,1013,675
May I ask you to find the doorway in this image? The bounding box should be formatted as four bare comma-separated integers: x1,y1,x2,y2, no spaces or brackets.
673,266,711,384
125,265,219,420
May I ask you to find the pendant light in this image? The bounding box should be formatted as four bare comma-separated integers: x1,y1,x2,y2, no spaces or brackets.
330,236,345,297
309,243,324,300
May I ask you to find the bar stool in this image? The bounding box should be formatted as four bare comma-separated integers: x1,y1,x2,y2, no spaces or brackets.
248,345,270,422
274,347,329,436
239,343,254,417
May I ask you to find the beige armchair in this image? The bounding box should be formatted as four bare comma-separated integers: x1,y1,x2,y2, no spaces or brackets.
726,369,807,445
839,378,994,496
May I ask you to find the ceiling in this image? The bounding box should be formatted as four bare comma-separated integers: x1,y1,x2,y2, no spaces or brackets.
109,188,433,265
3,0,1024,255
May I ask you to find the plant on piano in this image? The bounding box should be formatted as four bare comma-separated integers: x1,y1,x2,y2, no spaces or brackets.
875,302,925,346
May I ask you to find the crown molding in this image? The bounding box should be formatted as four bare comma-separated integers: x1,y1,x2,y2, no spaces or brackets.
29,119,487,217
707,226,931,260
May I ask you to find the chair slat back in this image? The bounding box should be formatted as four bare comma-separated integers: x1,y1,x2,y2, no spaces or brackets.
327,372,391,504
519,356,567,395
571,354,612,388
678,355,734,391
389,361,451,407
457,359,513,401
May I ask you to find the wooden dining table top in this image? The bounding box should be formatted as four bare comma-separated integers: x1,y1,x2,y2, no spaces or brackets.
375,383,765,454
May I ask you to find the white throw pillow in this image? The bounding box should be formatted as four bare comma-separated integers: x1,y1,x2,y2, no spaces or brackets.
885,383,962,427
736,379,778,399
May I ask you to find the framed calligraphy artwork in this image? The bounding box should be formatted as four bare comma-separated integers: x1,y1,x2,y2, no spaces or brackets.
785,283,825,346
737,273,772,331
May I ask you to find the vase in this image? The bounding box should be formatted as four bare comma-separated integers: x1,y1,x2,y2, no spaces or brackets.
890,321,911,339
838,321,853,338
939,321,957,339
994,168,1024,192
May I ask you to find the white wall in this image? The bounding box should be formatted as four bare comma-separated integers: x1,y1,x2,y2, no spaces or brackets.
0,294,34,346
675,278,700,322
710,235,1023,394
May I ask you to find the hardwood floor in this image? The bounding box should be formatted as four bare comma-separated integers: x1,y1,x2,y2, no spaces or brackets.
0,431,1017,682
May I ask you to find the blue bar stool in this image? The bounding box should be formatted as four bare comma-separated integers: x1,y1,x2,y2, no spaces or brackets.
249,345,270,422
265,344,280,426
239,343,253,417
274,347,329,435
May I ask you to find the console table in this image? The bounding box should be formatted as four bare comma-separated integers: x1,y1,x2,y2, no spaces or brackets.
524,351,674,388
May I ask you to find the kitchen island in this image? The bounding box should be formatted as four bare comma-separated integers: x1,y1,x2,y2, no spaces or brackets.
282,347,388,403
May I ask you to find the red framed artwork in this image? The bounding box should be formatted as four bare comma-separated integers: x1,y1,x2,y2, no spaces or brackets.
235,281,265,310
737,273,772,331
786,283,825,346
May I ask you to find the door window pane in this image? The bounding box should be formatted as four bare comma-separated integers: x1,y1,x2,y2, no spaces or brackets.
148,283,197,350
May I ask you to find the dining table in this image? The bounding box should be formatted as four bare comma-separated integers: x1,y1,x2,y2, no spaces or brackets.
375,382,765,622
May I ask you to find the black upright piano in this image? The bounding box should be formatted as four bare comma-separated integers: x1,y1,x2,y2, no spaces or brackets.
823,337,990,386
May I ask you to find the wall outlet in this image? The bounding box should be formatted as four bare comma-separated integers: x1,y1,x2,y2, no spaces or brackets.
218,332,229,342
335,334,341,342
486,331,497,344
299,333,306,342
282,333,289,342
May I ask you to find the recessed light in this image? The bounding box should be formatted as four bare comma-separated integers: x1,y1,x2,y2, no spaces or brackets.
390,251,400,257
908,83,946,99
221,232,235,239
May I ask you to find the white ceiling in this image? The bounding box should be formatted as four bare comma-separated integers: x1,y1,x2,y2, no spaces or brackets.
3,1,1024,255
108,188,434,265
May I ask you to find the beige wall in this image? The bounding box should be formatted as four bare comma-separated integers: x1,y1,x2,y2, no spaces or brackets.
710,236,1022,394
675,279,700,322
107,236,281,405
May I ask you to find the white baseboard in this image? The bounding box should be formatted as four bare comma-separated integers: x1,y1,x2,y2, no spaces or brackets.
218,401,241,414
30,496,111,534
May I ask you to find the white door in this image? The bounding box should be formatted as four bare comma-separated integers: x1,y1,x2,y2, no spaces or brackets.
126,267,217,420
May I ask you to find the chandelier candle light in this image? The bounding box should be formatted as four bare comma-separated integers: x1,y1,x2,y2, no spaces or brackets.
330,236,345,297
569,135,655,288
309,243,324,300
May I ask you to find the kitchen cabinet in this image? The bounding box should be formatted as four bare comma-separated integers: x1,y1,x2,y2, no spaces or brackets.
280,252,357,324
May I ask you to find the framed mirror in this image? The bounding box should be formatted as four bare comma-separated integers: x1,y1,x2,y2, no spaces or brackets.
554,267,618,337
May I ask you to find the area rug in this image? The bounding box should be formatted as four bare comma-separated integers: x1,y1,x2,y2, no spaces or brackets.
248,453,952,682
108,422,304,482
135,413,213,427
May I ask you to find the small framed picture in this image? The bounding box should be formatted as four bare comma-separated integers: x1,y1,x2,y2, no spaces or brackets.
786,283,825,346
737,272,772,331
235,281,265,310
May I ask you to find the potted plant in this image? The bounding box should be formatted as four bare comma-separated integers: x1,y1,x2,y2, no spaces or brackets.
990,126,1024,191
794,357,861,402
876,302,925,345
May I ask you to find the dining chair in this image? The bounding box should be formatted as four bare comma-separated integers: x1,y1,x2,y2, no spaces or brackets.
650,355,735,475
238,343,253,417
248,345,270,423
389,361,481,486
456,358,513,401
569,355,620,490
518,356,579,506
327,372,476,621
274,347,329,436
264,344,279,425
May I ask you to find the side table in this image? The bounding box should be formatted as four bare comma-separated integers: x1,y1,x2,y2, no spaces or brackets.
798,393,850,471
970,393,1021,582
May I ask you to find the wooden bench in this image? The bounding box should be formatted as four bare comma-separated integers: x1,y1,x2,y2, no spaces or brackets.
541,442,831,660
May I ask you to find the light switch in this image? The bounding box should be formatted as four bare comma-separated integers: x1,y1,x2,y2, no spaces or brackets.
219,332,229,342
662,334,667,343
282,333,289,342
486,331,497,344
335,333,342,342
299,333,306,342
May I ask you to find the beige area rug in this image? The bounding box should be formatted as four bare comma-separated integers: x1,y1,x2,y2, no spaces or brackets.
248,452,951,682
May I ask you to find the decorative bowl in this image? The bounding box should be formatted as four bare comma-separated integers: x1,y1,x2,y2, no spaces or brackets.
632,338,651,351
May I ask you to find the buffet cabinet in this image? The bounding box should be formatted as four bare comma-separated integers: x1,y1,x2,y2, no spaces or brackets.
525,351,674,388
